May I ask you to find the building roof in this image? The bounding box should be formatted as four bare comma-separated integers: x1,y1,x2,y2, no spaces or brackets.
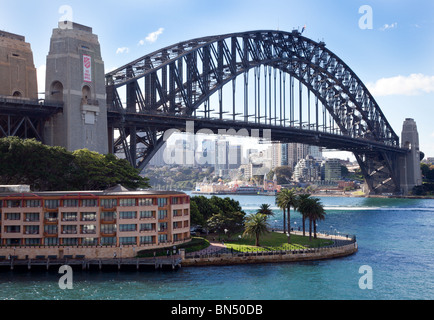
0,185,187,198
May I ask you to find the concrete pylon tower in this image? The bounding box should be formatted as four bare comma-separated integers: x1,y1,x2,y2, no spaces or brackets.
0,31,37,99
44,21,108,154
400,118,423,194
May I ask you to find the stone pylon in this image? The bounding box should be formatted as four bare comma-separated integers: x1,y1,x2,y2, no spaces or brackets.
44,21,108,155
0,31,37,99
400,118,423,194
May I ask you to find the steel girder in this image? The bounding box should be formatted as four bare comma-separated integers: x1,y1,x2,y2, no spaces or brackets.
106,30,405,194
0,96,63,142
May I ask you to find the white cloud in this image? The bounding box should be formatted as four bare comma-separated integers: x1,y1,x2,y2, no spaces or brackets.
367,74,434,97
380,22,398,31
116,47,130,54
138,27,164,45
36,65,46,99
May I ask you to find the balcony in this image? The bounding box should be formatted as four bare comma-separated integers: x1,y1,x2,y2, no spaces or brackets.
100,218,117,224
100,231,117,237
44,218,58,225
43,232,58,237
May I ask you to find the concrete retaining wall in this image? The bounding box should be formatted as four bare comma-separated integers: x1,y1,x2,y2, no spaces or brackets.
181,243,358,267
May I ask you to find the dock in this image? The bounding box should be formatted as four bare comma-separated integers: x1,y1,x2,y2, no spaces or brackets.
0,256,182,272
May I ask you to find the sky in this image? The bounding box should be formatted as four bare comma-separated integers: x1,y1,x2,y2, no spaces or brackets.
1,0,433,159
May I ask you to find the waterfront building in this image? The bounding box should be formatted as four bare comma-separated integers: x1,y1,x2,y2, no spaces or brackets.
293,156,321,182
0,186,190,259
322,158,342,181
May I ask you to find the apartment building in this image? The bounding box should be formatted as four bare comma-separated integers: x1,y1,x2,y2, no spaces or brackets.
0,186,190,258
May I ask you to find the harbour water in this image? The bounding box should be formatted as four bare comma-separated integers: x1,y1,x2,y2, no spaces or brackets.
0,194,433,300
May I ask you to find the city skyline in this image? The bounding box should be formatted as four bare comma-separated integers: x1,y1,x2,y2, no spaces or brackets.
1,0,433,159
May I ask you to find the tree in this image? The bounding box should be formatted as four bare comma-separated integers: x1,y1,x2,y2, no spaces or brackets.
296,194,312,236
243,213,270,247
298,197,326,241
207,210,246,238
257,204,273,218
276,188,297,243
0,137,150,191
274,166,293,184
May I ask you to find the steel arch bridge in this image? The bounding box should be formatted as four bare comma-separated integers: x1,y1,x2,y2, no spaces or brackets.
105,30,408,195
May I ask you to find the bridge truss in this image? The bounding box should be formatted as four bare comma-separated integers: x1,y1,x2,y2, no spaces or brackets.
0,96,62,142
105,30,407,194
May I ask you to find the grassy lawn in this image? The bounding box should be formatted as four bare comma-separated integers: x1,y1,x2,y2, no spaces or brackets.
223,232,333,253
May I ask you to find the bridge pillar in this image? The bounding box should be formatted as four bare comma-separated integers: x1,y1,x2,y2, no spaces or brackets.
0,31,38,99
44,21,108,155
399,118,423,195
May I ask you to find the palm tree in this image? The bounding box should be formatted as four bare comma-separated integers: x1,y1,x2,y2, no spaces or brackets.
310,198,326,239
296,194,311,237
257,204,273,218
243,213,270,247
276,188,297,243
298,197,326,241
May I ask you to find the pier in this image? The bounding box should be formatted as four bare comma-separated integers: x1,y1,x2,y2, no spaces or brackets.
0,256,182,272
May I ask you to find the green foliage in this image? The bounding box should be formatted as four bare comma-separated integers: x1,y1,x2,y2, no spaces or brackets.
243,213,270,246
0,137,150,191
257,204,273,217
190,196,246,236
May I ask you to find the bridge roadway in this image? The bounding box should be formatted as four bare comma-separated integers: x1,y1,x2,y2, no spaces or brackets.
107,109,408,155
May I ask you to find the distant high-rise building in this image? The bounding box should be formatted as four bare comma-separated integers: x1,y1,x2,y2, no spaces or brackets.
323,158,342,181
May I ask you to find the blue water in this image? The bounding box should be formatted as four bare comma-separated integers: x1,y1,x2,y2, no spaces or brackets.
0,195,433,300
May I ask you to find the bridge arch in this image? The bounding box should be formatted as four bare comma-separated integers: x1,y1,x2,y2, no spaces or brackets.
106,30,407,194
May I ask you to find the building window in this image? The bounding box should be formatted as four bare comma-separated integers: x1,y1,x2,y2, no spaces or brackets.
101,225,116,235
81,199,97,207
63,199,79,207
101,199,117,209
5,212,20,220
140,223,155,231
25,226,39,235
45,200,60,209
101,212,116,222
119,237,137,245
82,238,97,246
140,236,154,245
173,209,182,217
140,211,155,219
25,213,40,222
25,238,41,245
82,225,96,234
157,198,168,207
62,212,78,221
6,200,21,208
44,225,58,235
138,198,154,206
100,237,116,246
62,225,77,234
81,212,97,221
119,198,136,207
171,197,180,205
158,222,168,232
158,234,168,243
119,211,136,219
45,237,59,246
44,212,58,222
25,200,41,208
119,224,137,232
6,226,20,233
158,210,168,220
63,238,78,245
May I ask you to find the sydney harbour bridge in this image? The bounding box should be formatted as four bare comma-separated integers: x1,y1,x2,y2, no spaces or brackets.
0,22,423,195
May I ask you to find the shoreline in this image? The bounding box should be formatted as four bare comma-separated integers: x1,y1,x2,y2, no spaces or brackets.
189,190,434,200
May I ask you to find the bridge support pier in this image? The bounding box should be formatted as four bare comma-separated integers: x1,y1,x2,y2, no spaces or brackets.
399,118,423,195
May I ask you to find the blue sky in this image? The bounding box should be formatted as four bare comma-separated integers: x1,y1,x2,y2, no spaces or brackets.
1,0,433,158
